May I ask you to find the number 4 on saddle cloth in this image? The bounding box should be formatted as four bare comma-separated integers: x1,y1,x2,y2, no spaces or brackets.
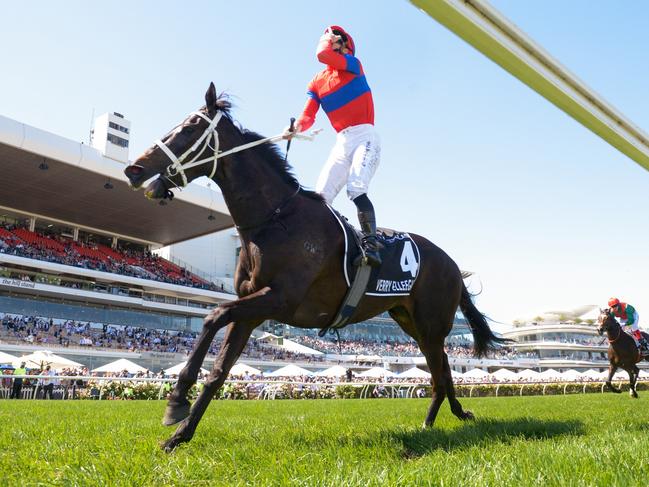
320,207,421,336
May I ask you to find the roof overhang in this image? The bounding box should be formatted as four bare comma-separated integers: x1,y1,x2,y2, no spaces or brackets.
0,115,233,246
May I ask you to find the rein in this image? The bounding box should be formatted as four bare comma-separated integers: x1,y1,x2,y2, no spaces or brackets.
155,110,321,188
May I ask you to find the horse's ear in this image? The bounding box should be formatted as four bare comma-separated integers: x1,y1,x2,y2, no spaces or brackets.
205,82,217,110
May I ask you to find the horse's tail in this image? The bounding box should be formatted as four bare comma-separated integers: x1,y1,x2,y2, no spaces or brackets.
459,283,512,357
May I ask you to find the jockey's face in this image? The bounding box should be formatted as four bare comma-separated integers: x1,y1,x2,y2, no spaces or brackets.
332,39,350,55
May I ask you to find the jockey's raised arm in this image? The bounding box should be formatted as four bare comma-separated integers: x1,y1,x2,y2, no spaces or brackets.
316,33,362,75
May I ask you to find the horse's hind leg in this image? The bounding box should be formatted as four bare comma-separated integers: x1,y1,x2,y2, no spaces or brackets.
443,352,474,421
418,341,449,428
388,307,447,427
162,321,257,452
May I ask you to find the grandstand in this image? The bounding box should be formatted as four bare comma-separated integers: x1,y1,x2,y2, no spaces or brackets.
1,113,644,378
0,113,237,370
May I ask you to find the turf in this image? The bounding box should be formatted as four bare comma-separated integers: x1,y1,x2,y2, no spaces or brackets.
1,395,648,486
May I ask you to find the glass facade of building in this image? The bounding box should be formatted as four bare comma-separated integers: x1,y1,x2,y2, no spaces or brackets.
0,292,204,332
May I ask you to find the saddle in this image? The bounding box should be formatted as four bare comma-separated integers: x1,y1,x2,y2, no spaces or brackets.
321,206,421,336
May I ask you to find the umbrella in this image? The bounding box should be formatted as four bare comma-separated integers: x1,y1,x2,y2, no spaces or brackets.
516,369,541,380
638,369,649,379
0,351,18,364
12,350,83,371
560,369,584,381
538,369,560,380
165,361,209,376
581,369,602,380
357,367,396,378
315,365,350,377
491,368,518,381
93,359,147,374
450,369,463,378
265,364,314,377
229,363,261,376
463,368,490,379
397,367,431,379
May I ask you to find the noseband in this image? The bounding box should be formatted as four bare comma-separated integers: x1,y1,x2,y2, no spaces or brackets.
155,111,223,188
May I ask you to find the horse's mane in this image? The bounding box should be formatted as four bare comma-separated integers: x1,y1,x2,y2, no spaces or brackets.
211,95,324,202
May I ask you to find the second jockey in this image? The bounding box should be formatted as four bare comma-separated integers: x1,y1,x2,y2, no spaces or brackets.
608,297,649,352
286,25,382,267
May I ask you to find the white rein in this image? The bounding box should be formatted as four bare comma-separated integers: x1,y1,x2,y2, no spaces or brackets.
154,110,321,188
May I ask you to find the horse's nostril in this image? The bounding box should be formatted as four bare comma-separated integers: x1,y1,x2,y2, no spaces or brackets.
126,165,144,176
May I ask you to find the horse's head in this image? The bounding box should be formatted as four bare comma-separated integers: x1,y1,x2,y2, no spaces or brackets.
124,82,228,199
597,308,616,336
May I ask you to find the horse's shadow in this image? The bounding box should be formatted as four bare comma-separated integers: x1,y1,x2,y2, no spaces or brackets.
391,417,585,459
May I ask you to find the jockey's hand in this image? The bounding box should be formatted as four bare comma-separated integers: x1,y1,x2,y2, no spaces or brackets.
282,122,300,140
320,32,342,47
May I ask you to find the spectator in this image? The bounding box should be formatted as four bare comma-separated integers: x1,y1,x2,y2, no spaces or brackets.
10,361,27,399
40,365,57,399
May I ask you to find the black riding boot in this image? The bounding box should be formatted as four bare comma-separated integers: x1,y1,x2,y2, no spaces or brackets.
357,210,382,268
640,337,649,352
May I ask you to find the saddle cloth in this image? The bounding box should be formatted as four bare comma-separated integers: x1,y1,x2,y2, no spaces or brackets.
327,206,421,296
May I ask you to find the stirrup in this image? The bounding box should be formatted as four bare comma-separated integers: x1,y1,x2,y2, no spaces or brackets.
358,237,381,267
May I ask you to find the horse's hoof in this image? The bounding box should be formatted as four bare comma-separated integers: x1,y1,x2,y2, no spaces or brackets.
162,401,191,426
160,436,182,453
421,421,431,430
460,410,475,421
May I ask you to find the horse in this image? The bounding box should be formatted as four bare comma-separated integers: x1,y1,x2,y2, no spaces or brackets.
597,308,648,398
123,83,508,451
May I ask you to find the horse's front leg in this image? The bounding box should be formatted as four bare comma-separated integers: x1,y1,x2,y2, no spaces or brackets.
162,320,258,452
605,364,621,393
629,366,639,398
162,287,288,450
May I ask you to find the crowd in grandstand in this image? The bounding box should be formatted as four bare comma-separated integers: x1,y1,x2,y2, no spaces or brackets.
0,313,326,363
289,334,538,360
0,310,550,366
0,223,221,291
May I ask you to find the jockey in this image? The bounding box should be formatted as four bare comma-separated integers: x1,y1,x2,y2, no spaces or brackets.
608,297,649,351
286,25,382,267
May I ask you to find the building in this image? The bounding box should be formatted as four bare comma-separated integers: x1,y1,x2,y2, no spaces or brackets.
0,113,235,369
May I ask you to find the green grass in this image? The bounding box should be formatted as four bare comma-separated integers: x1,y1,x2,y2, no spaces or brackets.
1,395,648,486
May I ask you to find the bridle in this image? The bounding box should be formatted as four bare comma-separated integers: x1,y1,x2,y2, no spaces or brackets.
154,110,223,188
600,315,621,343
154,109,318,188
152,108,323,231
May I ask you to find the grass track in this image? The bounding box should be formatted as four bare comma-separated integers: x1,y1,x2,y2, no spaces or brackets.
1,395,648,486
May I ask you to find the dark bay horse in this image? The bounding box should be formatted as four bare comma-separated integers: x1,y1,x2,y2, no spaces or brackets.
598,309,648,398
124,83,507,451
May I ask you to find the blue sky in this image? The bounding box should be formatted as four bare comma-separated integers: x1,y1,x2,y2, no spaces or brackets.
2,1,648,323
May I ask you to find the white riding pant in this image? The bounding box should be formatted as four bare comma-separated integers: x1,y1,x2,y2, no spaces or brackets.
315,124,380,204
622,314,640,333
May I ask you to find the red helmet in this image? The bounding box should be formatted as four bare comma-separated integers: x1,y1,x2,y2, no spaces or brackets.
325,25,355,55
608,297,620,308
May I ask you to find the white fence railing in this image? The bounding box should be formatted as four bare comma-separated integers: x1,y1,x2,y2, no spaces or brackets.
0,375,427,400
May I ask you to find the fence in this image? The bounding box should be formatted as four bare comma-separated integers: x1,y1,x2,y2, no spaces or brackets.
1,375,647,401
